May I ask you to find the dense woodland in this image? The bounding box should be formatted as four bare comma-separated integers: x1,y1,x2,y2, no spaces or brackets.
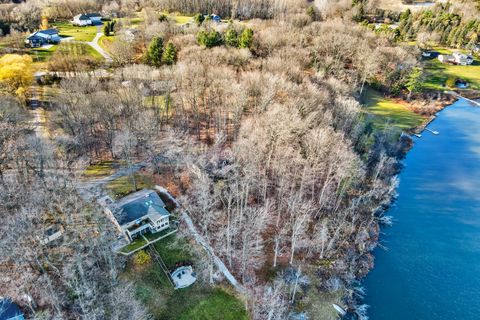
0,0,475,319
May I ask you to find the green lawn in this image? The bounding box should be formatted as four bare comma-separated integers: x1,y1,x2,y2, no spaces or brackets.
55,42,103,60
105,173,154,199
124,235,248,320
83,161,117,178
98,35,116,54
362,87,424,130
53,21,98,42
29,45,58,62
120,237,148,254
423,58,480,91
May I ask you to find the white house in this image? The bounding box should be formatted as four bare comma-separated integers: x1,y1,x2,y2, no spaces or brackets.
438,52,473,66
99,189,171,242
452,52,473,65
72,13,102,26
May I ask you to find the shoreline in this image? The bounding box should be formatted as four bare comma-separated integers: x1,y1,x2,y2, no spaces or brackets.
352,92,480,318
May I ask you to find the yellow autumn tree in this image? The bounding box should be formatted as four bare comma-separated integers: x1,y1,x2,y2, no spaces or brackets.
0,54,34,96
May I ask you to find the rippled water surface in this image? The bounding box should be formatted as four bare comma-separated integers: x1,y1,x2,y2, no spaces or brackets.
364,99,480,319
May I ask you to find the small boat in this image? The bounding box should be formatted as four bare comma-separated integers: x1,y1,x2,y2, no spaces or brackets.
332,303,347,316
414,134,422,138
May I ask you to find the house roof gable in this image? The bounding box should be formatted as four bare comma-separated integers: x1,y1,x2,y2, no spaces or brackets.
113,189,168,225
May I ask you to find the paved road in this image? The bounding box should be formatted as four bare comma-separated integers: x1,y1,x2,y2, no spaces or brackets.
88,32,113,62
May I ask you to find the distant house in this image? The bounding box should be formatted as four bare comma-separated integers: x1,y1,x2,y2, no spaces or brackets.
438,52,473,66
474,44,480,54
100,189,171,242
72,13,103,26
0,299,24,320
24,28,60,47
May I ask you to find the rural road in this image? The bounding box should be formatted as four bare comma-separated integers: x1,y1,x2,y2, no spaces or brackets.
88,32,112,62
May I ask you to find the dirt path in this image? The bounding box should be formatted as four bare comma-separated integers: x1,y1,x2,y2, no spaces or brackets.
154,186,246,295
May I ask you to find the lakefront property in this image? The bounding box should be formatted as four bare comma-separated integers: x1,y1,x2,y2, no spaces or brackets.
100,189,171,242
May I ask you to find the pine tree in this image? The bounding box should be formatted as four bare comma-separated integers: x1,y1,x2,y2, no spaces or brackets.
239,28,254,49
147,37,164,66
225,28,238,47
110,20,116,33
103,22,111,36
193,13,204,26
162,42,177,65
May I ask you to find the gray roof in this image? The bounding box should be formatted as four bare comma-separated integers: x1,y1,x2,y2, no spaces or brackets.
113,189,169,225
76,14,90,20
86,13,102,18
38,28,59,35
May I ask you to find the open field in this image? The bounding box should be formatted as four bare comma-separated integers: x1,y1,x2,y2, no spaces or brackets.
53,21,98,42
29,45,58,62
55,42,103,60
123,236,248,320
362,87,425,130
423,58,480,91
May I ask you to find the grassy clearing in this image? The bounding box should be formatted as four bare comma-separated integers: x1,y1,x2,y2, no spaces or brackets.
423,58,480,91
98,35,116,54
29,45,58,62
120,237,148,254
83,161,116,178
54,42,103,60
105,173,154,199
362,87,424,130
53,21,98,42
123,236,247,320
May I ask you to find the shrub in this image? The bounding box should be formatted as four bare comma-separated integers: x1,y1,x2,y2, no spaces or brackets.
134,250,151,266
225,28,238,47
239,28,254,49
445,76,456,88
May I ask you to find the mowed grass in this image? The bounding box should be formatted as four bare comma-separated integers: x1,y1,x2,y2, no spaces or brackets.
105,173,154,199
124,236,248,320
362,87,424,130
423,58,480,91
55,42,103,60
29,45,58,62
53,21,98,42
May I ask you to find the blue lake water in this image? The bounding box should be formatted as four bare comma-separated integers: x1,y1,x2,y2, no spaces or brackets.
364,99,480,320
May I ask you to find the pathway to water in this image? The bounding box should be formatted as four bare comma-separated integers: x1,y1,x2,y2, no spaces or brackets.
364,98,480,319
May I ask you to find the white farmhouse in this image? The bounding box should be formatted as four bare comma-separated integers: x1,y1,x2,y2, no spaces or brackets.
72,13,103,26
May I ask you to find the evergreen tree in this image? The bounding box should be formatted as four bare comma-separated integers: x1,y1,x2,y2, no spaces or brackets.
162,41,177,65
225,28,239,47
197,30,223,48
239,28,254,49
147,37,164,66
103,22,111,36
110,20,116,33
405,67,422,99
193,13,204,26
